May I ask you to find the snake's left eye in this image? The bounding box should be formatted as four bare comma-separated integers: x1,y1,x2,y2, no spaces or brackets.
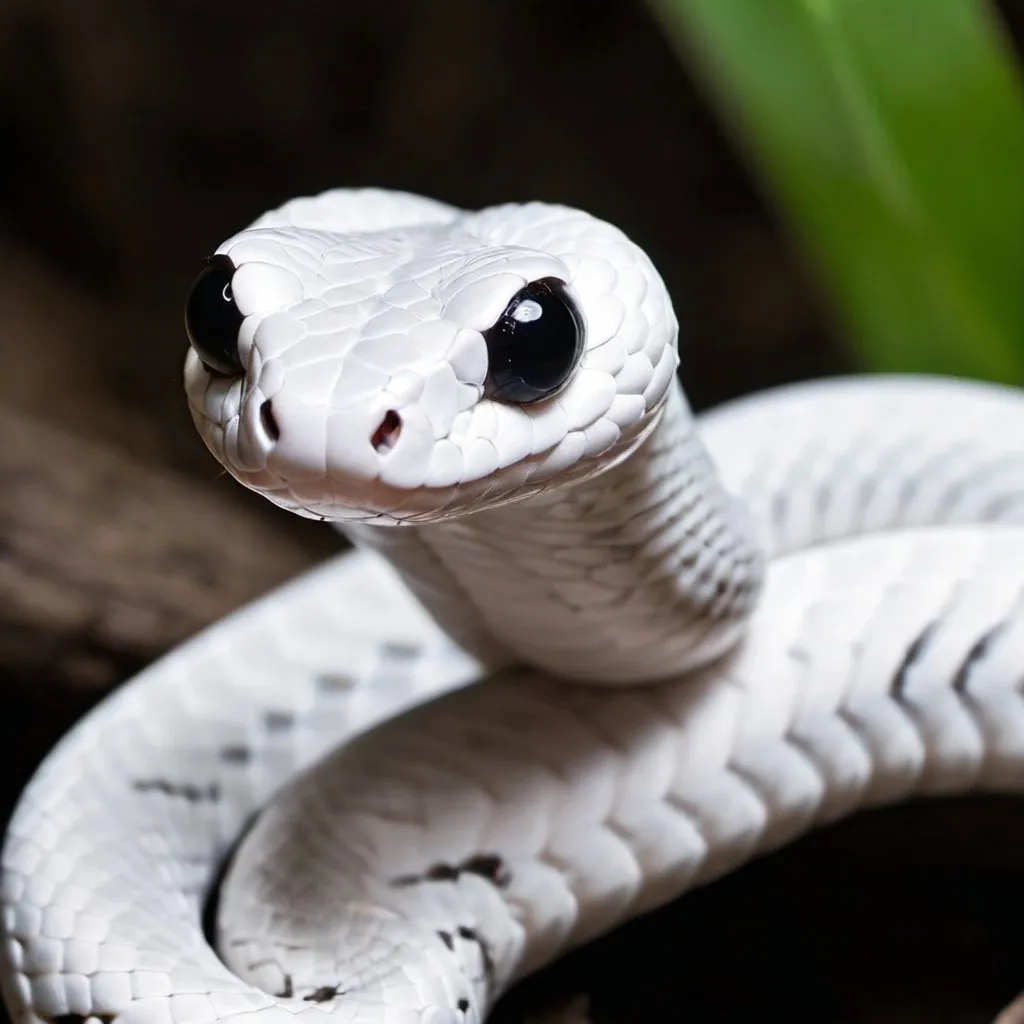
185,255,245,376
483,277,585,404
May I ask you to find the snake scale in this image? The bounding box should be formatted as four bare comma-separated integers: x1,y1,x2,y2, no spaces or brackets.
4,190,1024,1023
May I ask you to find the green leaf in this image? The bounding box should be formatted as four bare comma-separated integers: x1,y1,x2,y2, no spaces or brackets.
650,0,1024,382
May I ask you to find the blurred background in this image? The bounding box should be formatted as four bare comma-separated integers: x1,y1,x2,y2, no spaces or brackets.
1,2,1023,1020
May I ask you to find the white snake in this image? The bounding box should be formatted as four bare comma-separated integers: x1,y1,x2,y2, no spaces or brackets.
4,189,1024,1024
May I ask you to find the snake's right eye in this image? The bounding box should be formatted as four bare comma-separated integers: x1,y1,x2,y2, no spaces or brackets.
483,277,585,404
185,255,245,376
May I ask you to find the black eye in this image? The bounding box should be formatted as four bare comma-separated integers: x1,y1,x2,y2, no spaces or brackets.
185,254,244,376
483,277,585,403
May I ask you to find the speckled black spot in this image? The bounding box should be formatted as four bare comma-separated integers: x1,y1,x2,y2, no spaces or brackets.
220,744,252,764
457,926,495,985
390,853,511,889
461,853,511,888
392,864,457,886
893,620,938,697
132,779,220,802
953,622,1007,693
304,984,344,1003
263,709,295,731
426,862,463,882
457,998,470,1013
381,640,421,660
315,672,356,692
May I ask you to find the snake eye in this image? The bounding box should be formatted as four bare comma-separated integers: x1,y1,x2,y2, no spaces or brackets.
483,277,585,404
185,255,245,376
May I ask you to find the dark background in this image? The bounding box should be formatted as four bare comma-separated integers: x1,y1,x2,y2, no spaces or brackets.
2,2,1024,1021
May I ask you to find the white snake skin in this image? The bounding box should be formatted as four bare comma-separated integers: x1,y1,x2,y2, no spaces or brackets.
4,191,1024,1024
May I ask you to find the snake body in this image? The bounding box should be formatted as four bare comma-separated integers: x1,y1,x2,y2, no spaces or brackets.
4,191,1024,1023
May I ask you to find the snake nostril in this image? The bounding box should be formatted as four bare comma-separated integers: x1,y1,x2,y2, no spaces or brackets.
371,410,403,454
260,399,280,442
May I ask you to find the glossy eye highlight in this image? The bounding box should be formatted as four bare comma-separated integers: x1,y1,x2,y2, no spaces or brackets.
483,277,585,403
185,255,245,376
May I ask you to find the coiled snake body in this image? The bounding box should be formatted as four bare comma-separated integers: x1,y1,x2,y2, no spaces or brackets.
4,190,1024,1023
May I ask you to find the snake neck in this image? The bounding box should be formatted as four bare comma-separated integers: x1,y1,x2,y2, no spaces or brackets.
347,381,765,684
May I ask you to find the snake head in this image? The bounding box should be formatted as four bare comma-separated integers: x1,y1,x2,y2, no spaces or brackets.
184,189,678,523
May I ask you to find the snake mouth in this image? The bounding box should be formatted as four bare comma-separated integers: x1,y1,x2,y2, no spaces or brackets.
371,410,403,454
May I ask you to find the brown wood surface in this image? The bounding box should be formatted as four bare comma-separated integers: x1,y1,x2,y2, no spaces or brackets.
2,3,1023,1021
0,404,321,695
